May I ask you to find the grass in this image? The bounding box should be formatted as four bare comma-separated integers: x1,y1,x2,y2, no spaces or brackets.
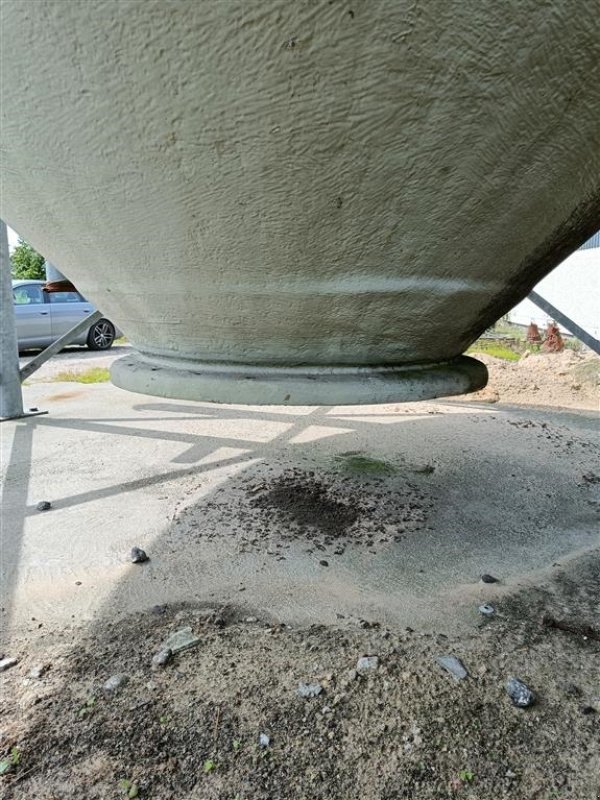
467,342,521,361
334,452,397,475
51,367,111,383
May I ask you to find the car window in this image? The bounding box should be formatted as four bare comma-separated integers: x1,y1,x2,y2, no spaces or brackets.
13,285,45,305
47,291,84,303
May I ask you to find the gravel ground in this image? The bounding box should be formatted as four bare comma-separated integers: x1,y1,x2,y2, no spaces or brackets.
3,343,597,798
1,553,599,799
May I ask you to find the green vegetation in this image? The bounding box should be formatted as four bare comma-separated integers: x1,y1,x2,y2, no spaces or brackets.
0,747,21,775
334,452,397,475
10,238,45,279
118,778,139,798
78,696,96,718
467,342,521,361
203,759,216,773
52,367,110,384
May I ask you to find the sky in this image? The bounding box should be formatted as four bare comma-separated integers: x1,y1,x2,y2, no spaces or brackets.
7,225,19,251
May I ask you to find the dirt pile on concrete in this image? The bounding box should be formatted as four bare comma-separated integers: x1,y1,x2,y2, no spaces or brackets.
462,350,599,409
1,555,599,799
175,463,433,559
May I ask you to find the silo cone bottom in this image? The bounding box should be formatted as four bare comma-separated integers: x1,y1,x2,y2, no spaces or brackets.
110,352,488,406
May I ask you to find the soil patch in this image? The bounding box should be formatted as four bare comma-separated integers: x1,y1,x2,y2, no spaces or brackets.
1,554,599,799
250,473,359,540
458,350,599,410
172,464,433,557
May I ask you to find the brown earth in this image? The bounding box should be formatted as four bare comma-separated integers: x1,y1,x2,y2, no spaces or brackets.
460,350,599,410
1,553,599,800
2,348,598,799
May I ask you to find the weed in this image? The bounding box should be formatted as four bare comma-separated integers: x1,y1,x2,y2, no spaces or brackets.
0,747,21,775
203,759,216,773
52,367,110,383
118,778,139,797
459,769,475,783
334,452,397,475
78,696,96,718
467,342,520,361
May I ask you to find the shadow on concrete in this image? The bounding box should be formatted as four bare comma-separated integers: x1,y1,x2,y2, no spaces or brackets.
2,391,598,643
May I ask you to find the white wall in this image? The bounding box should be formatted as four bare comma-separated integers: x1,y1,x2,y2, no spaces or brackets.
509,245,599,338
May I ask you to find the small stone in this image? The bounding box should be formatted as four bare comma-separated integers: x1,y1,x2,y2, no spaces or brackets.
245,617,258,623
506,677,535,708
259,732,270,747
319,560,329,567
152,648,172,667
36,500,52,512
413,463,435,474
0,657,18,672
436,655,469,681
481,573,499,584
103,674,126,693
297,682,323,698
151,604,168,615
478,603,496,616
29,664,48,679
131,546,149,563
581,705,596,715
356,656,379,672
162,626,201,653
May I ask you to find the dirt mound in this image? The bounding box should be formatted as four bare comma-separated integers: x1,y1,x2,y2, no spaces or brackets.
172,463,433,559
461,350,599,409
251,473,360,539
1,554,599,799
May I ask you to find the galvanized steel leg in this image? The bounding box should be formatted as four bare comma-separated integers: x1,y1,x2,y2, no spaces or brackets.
19,309,103,382
0,220,25,420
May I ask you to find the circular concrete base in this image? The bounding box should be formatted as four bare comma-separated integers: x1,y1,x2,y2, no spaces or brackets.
110,352,487,405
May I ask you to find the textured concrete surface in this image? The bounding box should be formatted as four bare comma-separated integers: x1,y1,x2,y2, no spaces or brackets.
1,1,599,403
1,379,598,646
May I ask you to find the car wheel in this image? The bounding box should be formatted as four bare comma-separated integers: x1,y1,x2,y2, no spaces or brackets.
87,319,115,350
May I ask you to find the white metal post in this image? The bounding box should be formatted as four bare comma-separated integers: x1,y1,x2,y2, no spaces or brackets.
0,219,24,419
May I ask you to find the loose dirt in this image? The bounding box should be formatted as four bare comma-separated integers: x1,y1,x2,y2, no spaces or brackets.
2,348,598,799
1,554,599,799
460,350,599,410
174,462,433,561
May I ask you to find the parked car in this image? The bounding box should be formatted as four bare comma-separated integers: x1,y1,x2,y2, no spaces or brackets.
12,279,120,351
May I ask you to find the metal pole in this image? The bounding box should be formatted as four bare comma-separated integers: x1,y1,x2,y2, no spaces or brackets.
528,290,600,356
19,309,103,382
0,219,24,419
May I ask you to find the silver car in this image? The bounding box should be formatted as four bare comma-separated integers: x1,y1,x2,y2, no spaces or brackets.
13,279,119,351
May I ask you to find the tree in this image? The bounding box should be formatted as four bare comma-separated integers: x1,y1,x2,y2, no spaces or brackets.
10,238,45,279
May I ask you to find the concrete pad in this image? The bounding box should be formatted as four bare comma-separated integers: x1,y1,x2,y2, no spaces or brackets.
1,381,598,646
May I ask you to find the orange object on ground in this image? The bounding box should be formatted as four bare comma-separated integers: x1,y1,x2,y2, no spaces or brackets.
542,322,565,352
